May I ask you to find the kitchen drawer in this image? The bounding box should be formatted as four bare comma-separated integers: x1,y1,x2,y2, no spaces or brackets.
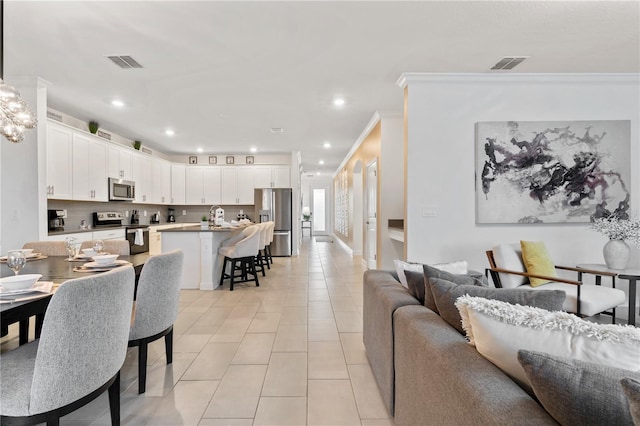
92,229,126,240
47,232,93,243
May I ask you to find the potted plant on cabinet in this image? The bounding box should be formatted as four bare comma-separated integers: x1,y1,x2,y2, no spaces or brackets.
201,216,209,229
88,121,99,134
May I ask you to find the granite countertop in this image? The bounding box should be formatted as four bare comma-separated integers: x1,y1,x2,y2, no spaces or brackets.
158,225,239,232
47,227,118,236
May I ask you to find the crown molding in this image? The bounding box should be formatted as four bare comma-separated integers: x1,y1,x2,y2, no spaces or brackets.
396,73,640,88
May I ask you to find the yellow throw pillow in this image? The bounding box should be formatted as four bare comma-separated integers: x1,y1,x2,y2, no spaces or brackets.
520,241,558,287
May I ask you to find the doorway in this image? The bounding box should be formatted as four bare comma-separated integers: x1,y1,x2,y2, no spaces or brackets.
366,160,377,269
312,188,326,234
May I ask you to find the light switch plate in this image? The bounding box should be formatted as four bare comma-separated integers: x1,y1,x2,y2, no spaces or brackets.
422,208,437,217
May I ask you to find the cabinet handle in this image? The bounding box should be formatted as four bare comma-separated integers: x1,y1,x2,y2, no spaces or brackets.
52,185,54,195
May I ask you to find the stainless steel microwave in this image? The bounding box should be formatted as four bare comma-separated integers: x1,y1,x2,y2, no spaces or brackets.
109,178,135,201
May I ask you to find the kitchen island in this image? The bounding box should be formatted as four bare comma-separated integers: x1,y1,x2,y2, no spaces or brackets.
159,225,244,290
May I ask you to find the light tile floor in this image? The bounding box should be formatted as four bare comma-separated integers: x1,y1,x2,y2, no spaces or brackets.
1,238,393,426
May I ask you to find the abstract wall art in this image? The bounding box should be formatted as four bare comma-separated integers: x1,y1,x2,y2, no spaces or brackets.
476,120,630,224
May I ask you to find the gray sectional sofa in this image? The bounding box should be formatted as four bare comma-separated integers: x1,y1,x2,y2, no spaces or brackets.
363,270,557,425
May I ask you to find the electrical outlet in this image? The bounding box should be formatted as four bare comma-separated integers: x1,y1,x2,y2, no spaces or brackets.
182,210,186,216
143,210,147,217
125,210,129,217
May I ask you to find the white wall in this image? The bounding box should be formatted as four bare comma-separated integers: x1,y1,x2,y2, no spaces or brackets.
379,114,405,269
1,77,49,252
402,74,640,275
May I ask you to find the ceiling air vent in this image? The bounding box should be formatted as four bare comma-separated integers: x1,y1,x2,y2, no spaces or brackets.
490,57,528,71
270,127,284,133
107,55,143,69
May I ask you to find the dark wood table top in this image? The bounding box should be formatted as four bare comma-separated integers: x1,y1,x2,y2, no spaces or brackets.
1,254,149,314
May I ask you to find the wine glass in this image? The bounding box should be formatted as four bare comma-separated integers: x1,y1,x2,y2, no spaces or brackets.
65,237,77,260
93,239,105,255
6,250,26,275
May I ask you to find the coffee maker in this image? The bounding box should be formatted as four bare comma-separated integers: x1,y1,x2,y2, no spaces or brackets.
168,208,176,223
48,209,66,232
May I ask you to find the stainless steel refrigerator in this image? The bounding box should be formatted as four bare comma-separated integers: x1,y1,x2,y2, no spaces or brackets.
254,188,292,256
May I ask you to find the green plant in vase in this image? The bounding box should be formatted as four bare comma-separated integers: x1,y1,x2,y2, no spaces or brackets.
133,140,142,150
88,121,99,134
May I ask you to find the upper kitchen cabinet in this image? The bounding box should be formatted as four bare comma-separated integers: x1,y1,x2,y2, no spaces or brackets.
221,167,255,204
108,145,133,180
253,166,290,188
71,133,108,201
151,158,171,204
46,121,73,200
131,153,151,203
185,166,221,205
170,163,186,205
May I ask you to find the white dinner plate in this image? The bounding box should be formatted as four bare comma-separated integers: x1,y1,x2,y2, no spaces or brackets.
83,260,130,269
0,253,42,261
0,281,53,296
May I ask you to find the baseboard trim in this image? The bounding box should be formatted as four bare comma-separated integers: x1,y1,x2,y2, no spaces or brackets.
333,234,353,255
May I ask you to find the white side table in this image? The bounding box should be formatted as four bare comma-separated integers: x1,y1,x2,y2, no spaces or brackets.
576,263,640,326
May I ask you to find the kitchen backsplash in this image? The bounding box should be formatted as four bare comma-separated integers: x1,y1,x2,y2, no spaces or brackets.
48,200,256,231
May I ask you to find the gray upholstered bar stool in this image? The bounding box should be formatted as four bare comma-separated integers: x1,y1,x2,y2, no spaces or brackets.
255,222,270,276
265,221,275,264
219,225,261,291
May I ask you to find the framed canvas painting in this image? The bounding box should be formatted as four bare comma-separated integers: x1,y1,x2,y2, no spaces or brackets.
476,120,630,224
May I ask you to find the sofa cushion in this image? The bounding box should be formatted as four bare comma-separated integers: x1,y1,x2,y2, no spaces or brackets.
520,240,558,287
455,296,640,391
404,270,427,304
430,278,565,334
621,378,640,426
518,350,640,426
423,265,488,313
394,259,423,289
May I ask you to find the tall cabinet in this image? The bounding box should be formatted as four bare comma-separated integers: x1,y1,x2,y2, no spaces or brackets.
71,133,108,201
46,122,73,200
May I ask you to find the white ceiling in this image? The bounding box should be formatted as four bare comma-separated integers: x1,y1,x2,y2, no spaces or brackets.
5,1,639,175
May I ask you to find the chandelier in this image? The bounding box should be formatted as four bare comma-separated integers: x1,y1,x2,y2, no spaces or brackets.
0,79,37,143
1,0,37,143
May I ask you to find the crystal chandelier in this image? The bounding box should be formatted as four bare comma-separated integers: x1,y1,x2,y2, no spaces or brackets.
0,0,37,143
0,79,37,143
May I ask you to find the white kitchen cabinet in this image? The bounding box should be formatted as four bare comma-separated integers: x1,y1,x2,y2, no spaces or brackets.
170,163,186,204
47,232,93,243
46,122,73,200
185,166,221,205
108,145,133,180
92,229,126,241
272,166,290,187
131,153,152,203
72,133,108,201
150,158,171,204
253,165,290,188
221,167,255,204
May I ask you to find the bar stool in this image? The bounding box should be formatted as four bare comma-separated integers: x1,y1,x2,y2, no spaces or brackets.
219,226,260,291
255,222,270,276
265,221,275,264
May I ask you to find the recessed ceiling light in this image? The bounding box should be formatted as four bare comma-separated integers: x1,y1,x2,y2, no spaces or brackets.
323,142,331,149
316,171,321,176
318,160,324,165
111,99,125,107
333,97,345,106
250,147,257,153
196,148,203,153
165,129,175,136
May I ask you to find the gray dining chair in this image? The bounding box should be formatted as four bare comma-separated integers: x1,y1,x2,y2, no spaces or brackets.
128,249,184,394
0,266,135,426
22,241,67,256
81,239,131,255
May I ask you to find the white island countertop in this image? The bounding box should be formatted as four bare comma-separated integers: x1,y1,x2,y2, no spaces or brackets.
158,225,240,232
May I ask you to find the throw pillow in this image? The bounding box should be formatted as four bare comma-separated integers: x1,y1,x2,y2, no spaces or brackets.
621,378,640,426
423,264,488,313
518,350,640,426
430,260,468,275
404,270,427,304
455,296,640,391
394,259,423,289
430,278,565,334
520,240,558,287
492,243,528,289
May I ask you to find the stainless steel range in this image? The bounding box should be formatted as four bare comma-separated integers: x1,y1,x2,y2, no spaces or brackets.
93,211,149,254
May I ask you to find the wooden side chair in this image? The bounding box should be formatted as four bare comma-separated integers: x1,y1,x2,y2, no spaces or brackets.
486,244,625,321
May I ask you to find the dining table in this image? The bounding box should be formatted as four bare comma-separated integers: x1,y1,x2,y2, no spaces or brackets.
1,253,150,345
